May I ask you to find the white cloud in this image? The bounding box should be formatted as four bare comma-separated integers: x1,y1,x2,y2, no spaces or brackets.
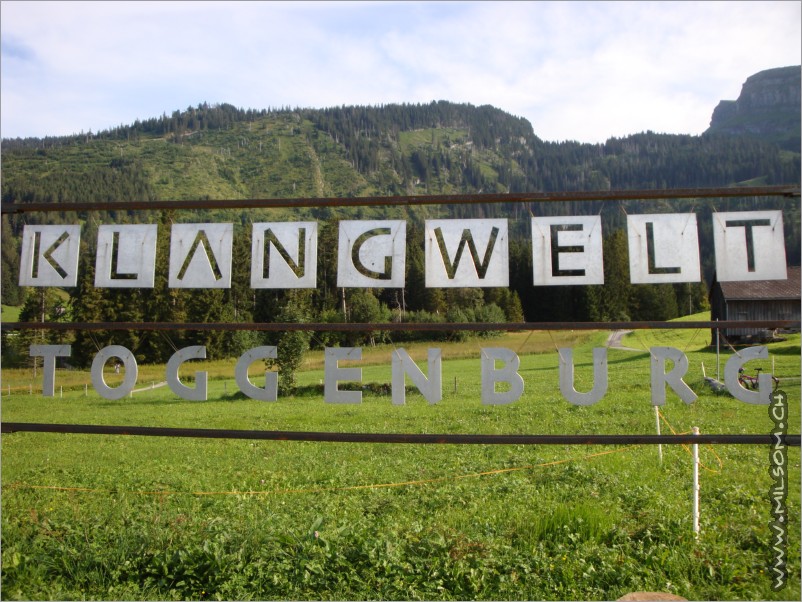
1,0,799,142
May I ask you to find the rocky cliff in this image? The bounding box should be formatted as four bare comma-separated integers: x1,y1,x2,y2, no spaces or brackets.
706,65,800,151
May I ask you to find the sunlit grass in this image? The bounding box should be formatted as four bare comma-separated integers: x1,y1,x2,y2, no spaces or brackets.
1,329,800,600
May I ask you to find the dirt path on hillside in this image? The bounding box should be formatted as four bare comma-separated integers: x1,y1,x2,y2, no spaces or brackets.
605,330,644,352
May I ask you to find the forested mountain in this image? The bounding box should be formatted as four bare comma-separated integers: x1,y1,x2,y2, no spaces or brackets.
2,68,800,371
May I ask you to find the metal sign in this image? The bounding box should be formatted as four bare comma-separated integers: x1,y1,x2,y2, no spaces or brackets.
17,210,791,289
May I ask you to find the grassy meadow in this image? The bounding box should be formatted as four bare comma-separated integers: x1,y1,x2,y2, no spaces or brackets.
1,321,800,600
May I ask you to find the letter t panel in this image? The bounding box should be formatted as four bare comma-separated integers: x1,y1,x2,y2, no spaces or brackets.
712,211,787,281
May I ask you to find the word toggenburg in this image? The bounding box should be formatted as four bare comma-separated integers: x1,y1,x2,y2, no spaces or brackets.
31,343,776,406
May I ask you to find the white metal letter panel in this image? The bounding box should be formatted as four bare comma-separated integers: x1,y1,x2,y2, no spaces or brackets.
712,210,787,281
95,224,157,288
531,216,603,285
337,220,406,288
168,223,233,288
425,219,509,288
251,222,318,289
19,225,81,287
627,214,701,284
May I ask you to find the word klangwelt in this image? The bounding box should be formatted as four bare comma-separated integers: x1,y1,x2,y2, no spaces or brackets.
19,210,789,289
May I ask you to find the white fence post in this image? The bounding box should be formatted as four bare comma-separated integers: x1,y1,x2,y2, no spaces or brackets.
692,426,700,537
654,406,663,464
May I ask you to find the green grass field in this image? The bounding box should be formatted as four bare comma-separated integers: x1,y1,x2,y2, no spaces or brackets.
1,325,800,600
1,305,22,323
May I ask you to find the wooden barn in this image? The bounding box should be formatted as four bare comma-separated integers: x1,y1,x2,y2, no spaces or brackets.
710,266,801,344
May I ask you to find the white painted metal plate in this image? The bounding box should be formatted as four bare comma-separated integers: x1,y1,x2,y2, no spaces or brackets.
337,220,406,288
480,347,524,405
558,347,607,405
95,224,157,288
627,214,701,283
425,219,509,288
168,223,233,288
251,222,317,288
19,225,81,287
531,216,604,285
324,347,362,403
712,210,787,281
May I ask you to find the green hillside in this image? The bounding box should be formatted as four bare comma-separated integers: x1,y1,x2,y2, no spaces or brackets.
1,100,800,370
3,101,799,205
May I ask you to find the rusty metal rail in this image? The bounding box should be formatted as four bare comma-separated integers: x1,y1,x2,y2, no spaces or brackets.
4,320,800,332
1,185,799,214
1,423,799,446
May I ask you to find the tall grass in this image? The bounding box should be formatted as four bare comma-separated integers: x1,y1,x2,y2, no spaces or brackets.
2,330,799,600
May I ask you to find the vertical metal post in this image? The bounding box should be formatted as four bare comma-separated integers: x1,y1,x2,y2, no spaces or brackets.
692,426,700,537
715,320,720,382
654,406,663,464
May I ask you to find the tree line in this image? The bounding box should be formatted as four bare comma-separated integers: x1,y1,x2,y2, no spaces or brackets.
2,101,798,385
3,209,712,387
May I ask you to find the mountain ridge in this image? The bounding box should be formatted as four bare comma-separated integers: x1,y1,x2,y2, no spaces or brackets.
706,65,800,151
1,68,800,367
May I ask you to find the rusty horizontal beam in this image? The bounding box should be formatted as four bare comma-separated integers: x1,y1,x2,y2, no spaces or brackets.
1,423,799,446
3,320,799,332
2,185,799,215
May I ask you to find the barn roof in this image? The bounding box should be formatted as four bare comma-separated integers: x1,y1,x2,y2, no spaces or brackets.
717,266,801,301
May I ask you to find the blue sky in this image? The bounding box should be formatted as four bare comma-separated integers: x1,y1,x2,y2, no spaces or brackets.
1,1,800,143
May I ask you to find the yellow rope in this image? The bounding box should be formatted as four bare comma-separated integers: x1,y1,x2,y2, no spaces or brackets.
7,445,640,497
656,408,723,473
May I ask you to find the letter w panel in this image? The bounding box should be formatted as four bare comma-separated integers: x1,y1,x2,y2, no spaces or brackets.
425,219,509,287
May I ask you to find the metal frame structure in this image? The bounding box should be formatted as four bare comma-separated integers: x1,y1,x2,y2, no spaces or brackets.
3,185,800,445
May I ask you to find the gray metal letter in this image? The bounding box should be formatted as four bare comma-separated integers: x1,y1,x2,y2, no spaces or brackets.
337,220,406,288
532,216,604,285
90,345,138,400
19,225,81,287
558,347,608,406
724,346,772,404
29,344,71,396
627,214,701,284
481,348,524,405
650,347,697,405
712,211,787,281
251,222,318,289
391,348,442,405
166,346,208,401
95,224,157,288
235,346,278,401
324,347,362,403
168,223,233,288
425,219,509,288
